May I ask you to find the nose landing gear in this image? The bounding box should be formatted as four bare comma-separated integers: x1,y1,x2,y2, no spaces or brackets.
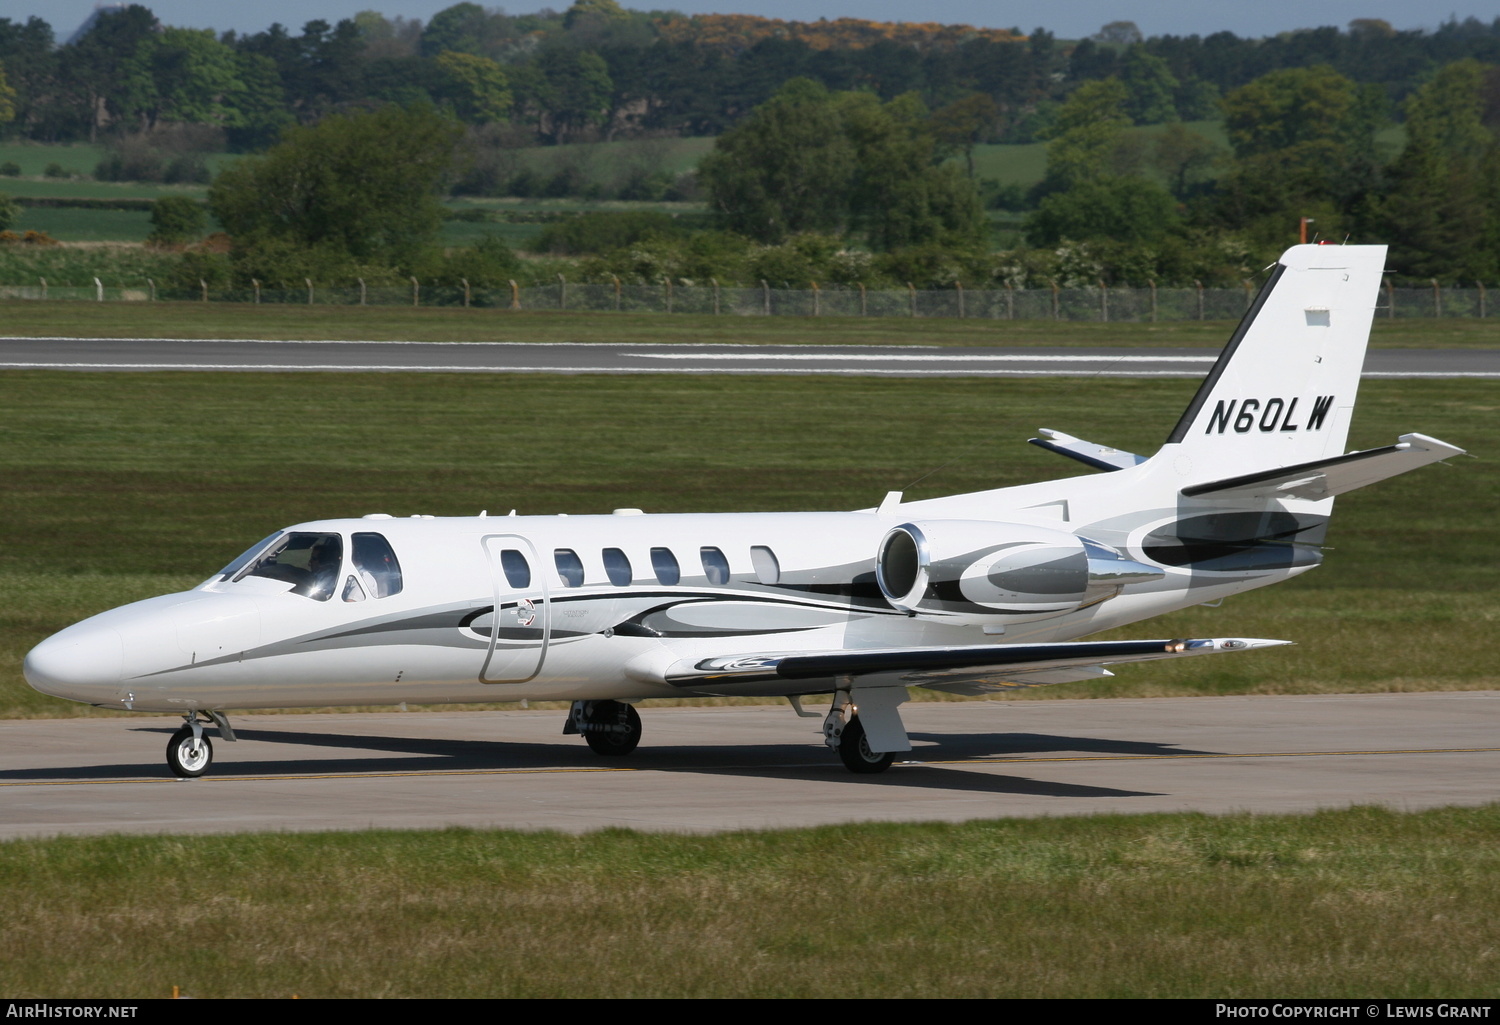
165,711,235,778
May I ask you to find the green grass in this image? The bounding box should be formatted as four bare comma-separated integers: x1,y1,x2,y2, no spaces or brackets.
0,141,108,179
10,206,157,242
0,368,1492,718
1,806,1497,997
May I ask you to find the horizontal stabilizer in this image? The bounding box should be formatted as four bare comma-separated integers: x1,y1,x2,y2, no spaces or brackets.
1181,433,1465,501
665,637,1288,694
1028,428,1147,471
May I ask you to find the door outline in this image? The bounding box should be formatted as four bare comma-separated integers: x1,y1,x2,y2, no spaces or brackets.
479,533,550,684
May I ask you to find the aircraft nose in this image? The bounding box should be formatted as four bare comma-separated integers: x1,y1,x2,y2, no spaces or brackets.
23,626,124,705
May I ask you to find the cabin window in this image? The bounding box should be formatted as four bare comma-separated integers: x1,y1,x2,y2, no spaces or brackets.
239,532,342,601
499,549,531,589
342,575,367,603
603,548,632,586
351,532,403,598
700,546,730,585
554,549,584,588
651,547,680,585
750,546,781,585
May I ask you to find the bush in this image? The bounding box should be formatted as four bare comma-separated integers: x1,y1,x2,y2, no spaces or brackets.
147,196,208,246
42,163,71,179
528,211,685,256
0,162,19,177
0,193,18,232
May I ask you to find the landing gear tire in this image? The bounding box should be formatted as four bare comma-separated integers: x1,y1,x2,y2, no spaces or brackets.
582,701,642,757
167,724,213,778
838,715,895,775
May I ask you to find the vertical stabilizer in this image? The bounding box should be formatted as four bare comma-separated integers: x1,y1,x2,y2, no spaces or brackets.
1162,244,1386,472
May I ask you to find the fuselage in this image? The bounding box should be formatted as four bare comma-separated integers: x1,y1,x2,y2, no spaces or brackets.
23,461,1321,715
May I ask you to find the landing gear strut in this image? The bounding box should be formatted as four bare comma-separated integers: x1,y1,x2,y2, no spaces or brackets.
569,700,642,756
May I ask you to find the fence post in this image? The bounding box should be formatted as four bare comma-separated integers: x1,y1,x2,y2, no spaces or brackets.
557,274,566,311
198,278,206,303
509,279,520,311
358,278,366,306
410,276,419,307
1148,279,1157,323
711,277,720,316
1478,281,1487,319
1385,279,1393,319
1195,280,1204,320
1006,283,1014,321
858,282,867,317
811,280,820,317
252,279,261,304
908,281,916,318
1431,278,1441,318
1242,279,1253,312
1099,279,1107,323
761,279,770,316
38,277,46,300
956,281,964,319
612,275,621,312
97,277,106,302
664,277,673,314
462,278,470,308
306,278,313,305
1050,280,1059,320
146,278,155,302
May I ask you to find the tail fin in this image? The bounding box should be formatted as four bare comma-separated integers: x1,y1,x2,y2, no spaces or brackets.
1163,243,1386,472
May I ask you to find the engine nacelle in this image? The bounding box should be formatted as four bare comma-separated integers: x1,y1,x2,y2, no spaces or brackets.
876,520,1163,623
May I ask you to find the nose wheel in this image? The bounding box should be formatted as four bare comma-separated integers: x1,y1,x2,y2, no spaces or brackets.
167,722,213,778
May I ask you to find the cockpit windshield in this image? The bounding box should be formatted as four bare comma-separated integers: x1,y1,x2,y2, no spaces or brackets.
234,532,344,601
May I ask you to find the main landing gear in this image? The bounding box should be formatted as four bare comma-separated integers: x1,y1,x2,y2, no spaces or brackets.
567,700,642,756
822,687,899,775
165,712,235,778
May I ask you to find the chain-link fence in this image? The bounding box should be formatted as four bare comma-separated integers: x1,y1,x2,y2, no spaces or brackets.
0,278,1491,320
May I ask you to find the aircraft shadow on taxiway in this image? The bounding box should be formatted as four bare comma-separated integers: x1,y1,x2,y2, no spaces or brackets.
0,725,1193,798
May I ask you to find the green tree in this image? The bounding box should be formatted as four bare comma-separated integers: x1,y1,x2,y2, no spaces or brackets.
531,48,613,143
1025,176,1179,245
929,93,1000,179
135,28,246,129
435,51,511,123
0,192,18,230
209,104,463,275
0,60,15,125
1041,79,1131,190
1119,50,1178,125
1153,122,1221,197
698,79,856,243
699,80,984,250
1376,61,1499,281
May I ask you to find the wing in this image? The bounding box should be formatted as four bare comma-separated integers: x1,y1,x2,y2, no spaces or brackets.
662,637,1289,697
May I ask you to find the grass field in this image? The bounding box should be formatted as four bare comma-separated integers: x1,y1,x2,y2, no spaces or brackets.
2,806,1497,997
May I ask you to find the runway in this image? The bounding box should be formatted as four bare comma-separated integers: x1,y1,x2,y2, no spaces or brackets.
2,692,1496,838
0,337,1496,377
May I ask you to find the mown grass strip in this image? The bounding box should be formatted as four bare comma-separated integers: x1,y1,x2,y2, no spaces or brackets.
1,806,1497,998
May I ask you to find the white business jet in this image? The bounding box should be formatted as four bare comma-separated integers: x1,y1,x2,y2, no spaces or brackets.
24,244,1464,777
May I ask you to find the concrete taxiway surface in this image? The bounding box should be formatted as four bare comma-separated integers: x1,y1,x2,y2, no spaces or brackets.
2,692,1496,839
0,338,1496,377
